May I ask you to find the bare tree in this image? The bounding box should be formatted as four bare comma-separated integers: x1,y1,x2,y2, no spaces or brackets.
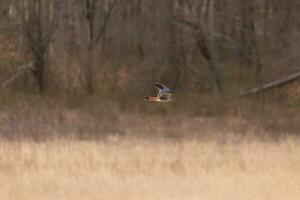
0,0,299,99
83,0,116,94
175,0,222,95
11,0,58,93
241,0,263,95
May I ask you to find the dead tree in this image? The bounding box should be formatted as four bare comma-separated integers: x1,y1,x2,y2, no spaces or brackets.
240,70,300,97
174,0,222,95
242,0,264,95
239,0,259,67
12,0,58,93
83,0,116,94
163,1,182,89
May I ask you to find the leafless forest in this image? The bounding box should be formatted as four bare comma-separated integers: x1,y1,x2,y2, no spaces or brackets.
0,0,298,95
0,0,299,138
0,0,298,137
0,0,299,139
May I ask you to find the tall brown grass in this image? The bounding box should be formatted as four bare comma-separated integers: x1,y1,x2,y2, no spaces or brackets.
0,136,299,200
0,94,299,141
0,95,299,199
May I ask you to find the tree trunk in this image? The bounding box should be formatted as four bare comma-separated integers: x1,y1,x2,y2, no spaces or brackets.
135,0,145,62
239,0,256,66
176,14,222,95
86,46,94,94
165,1,181,88
248,0,263,95
263,0,270,39
210,0,223,95
34,58,45,93
215,0,227,52
83,0,116,95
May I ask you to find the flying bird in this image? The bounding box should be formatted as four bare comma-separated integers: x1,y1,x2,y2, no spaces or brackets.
145,83,174,102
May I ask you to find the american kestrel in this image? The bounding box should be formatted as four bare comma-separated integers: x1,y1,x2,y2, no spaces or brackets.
145,83,174,102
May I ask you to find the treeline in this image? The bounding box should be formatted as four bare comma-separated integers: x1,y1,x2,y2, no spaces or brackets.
0,0,299,98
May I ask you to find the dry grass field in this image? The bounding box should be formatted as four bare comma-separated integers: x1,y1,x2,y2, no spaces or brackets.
0,136,300,200
0,98,299,200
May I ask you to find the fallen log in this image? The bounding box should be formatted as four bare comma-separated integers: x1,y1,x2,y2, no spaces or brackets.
240,70,300,96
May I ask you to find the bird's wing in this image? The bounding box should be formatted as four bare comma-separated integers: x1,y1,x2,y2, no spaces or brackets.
158,93,172,100
154,83,172,96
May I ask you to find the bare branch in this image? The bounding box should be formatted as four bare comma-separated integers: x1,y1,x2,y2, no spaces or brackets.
94,0,116,44
173,16,211,62
2,62,34,87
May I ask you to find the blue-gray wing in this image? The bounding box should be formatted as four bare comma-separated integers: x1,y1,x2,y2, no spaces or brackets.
154,83,172,96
